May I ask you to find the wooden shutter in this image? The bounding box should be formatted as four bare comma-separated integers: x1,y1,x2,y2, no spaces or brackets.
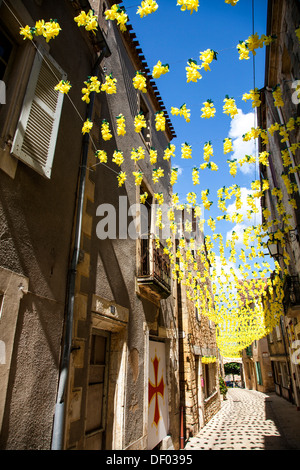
11,45,66,178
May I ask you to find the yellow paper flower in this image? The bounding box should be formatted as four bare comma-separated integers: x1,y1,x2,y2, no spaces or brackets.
155,111,166,131
164,143,176,160
140,192,148,204
112,150,124,166
55,80,72,94
117,171,127,187
152,60,169,78
177,0,199,14
74,10,98,33
242,88,261,108
95,150,107,163
181,142,192,159
186,59,202,83
237,42,250,60
133,171,144,186
152,167,164,183
20,25,34,40
82,119,93,134
192,168,199,185
133,71,147,93
170,168,178,186
150,148,158,164
101,120,112,141
223,96,238,118
272,85,284,107
116,114,126,136
101,74,117,94
134,113,147,133
199,49,217,71
201,100,216,118
131,146,145,162
137,0,159,17
223,138,233,154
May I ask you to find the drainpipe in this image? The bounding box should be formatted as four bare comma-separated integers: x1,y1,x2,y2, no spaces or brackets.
51,47,108,450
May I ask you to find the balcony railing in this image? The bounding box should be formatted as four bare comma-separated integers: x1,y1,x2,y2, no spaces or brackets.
283,275,300,318
137,236,171,299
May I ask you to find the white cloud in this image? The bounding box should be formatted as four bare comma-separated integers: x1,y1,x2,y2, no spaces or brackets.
228,109,258,175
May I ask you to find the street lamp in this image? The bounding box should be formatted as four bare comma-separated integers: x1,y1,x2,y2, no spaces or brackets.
267,237,283,260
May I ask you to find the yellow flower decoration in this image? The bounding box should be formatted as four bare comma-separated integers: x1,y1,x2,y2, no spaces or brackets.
137,0,159,17
272,85,284,107
112,150,124,166
181,142,192,159
170,168,178,186
131,146,145,162
140,192,148,204
223,138,233,154
101,120,112,141
152,60,169,78
155,111,166,131
133,171,144,186
105,5,128,32
223,96,238,119
95,150,108,163
201,100,216,118
163,143,176,161
177,0,199,14
134,113,147,133
242,88,261,108
186,59,202,83
171,103,191,123
192,168,199,185
74,10,98,33
55,80,72,94
117,171,127,187
116,114,126,136
101,74,117,94
199,49,217,71
82,119,93,135
133,71,147,93
152,167,164,183
150,148,158,164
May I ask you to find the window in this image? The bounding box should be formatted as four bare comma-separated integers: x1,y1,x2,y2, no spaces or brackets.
255,361,263,386
139,95,150,147
203,362,216,399
11,45,66,178
0,26,13,81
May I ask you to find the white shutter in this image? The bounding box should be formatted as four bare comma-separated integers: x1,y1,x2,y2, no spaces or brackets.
11,45,66,178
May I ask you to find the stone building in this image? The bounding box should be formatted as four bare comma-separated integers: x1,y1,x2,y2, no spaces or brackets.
177,216,221,444
242,337,274,394
257,0,300,407
0,0,181,450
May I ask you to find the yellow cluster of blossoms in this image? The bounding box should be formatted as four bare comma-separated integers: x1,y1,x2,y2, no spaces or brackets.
104,4,128,32
137,0,159,18
177,0,199,14
20,19,61,42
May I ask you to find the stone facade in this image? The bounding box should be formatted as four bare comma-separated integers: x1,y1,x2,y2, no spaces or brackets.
242,337,275,394
177,226,221,443
257,0,300,408
0,0,180,450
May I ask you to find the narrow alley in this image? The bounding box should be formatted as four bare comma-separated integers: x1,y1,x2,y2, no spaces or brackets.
185,388,300,451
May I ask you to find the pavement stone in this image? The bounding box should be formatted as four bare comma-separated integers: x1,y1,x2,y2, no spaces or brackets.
185,388,300,451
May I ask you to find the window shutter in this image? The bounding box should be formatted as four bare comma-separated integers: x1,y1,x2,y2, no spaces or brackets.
11,46,66,178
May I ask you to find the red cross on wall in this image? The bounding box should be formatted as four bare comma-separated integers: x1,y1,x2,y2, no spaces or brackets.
149,354,165,428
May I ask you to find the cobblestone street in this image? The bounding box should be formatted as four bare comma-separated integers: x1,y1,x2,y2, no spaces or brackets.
185,388,300,450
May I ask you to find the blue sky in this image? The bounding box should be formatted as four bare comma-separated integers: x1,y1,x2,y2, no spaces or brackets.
121,0,270,262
